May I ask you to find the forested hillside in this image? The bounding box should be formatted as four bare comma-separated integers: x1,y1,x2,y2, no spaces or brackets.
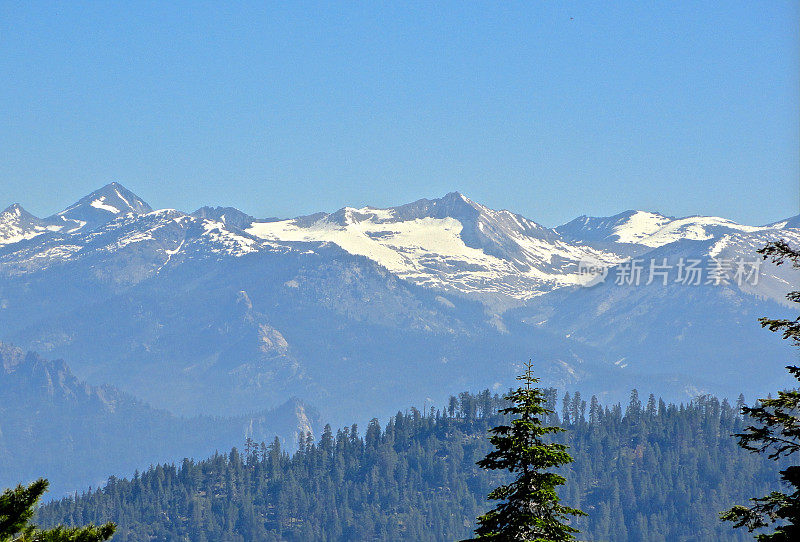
36,389,784,541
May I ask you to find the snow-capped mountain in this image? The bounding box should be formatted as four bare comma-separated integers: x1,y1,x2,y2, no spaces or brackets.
192,206,257,230
0,182,152,247
49,182,152,233
0,203,55,245
246,192,623,308
0,183,797,425
558,209,790,251
3,185,796,308
246,195,800,308
557,210,675,247
555,210,800,307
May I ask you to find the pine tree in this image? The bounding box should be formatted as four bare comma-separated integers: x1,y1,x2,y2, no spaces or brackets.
721,240,800,540
0,478,115,541
465,361,586,541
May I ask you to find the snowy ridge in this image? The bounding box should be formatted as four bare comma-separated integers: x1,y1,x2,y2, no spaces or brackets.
2,184,799,307
0,204,292,281
559,209,790,248
626,216,773,248
247,194,624,304
247,193,800,306
3,183,800,417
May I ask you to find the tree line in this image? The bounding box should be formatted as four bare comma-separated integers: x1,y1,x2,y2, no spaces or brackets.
34,387,784,541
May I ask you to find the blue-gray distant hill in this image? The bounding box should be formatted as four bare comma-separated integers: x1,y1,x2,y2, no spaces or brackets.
0,342,319,496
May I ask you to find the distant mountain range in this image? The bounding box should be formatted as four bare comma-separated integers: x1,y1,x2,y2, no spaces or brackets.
1,183,797,427
0,342,320,496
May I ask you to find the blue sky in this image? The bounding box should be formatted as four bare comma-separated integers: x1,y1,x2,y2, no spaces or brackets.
1,1,797,226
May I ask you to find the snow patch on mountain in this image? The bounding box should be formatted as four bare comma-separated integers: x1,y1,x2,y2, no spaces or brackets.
560,210,787,250
612,211,674,244
0,205,48,245
249,215,487,278
247,199,623,303
90,197,121,214
635,216,769,248
25,244,84,267
201,221,260,256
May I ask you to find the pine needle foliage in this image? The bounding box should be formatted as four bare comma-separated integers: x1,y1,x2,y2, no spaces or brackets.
721,240,800,541
0,479,115,542
466,361,585,541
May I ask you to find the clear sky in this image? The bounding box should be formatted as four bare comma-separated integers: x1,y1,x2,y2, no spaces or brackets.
1,1,798,226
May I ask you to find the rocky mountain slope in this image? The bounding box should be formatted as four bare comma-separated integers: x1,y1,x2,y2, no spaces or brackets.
1,184,797,423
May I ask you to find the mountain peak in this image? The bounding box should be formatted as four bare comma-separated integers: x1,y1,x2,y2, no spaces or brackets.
2,203,32,218
59,182,151,215
388,191,482,224
557,210,673,245
441,190,469,202
192,206,256,230
50,182,152,232
439,190,481,208
1,203,43,225
0,203,48,245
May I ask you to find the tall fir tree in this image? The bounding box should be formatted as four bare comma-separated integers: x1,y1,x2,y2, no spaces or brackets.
465,361,585,541
721,240,800,540
0,478,115,541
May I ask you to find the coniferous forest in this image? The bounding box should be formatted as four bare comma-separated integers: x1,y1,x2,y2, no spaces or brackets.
36,389,784,542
